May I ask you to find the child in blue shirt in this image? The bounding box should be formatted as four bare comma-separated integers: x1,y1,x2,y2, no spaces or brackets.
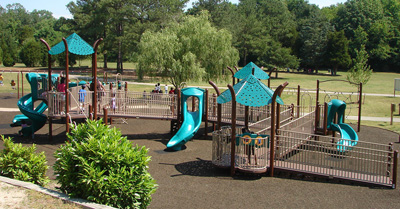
79,85,87,113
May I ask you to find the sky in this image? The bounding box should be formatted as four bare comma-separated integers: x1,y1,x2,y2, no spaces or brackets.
1,0,345,19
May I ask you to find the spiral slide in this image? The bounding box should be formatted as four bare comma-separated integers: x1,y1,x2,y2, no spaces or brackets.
11,100,47,127
167,88,205,151
17,93,48,137
11,73,57,137
327,99,358,152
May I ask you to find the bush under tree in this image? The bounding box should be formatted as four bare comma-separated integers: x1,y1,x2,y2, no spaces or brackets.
2,53,15,67
20,39,43,67
0,135,49,186
53,120,157,209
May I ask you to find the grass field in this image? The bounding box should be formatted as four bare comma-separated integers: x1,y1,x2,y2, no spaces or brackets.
1,63,400,132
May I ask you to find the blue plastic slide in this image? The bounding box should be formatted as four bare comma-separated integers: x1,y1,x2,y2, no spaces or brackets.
167,88,205,151
11,73,59,137
17,93,48,137
11,101,47,127
326,99,358,152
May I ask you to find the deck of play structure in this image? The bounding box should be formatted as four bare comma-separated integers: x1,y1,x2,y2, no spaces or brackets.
11,33,398,189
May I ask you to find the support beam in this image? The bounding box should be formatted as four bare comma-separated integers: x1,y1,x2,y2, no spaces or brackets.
228,84,237,177
269,82,289,177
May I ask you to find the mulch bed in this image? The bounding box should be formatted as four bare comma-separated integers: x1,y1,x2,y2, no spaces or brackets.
1,92,400,208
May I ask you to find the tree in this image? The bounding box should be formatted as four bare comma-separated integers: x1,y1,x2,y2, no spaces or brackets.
0,30,18,67
0,47,2,65
187,0,237,29
67,0,111,68
137,12,239,88
334,0,393,71
20,39,43,67
69,0,187,73
250,33,299,69
228,0,298,66
287,0,333,70
347,45,373,86
326,30,351,75
0,3,61,67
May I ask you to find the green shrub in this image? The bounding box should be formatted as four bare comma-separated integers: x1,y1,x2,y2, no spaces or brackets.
20,39,43,67
54,120,157,209
0,135,49,186
2,53,15,67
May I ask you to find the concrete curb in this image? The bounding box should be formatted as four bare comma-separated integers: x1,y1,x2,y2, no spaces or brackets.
0,176,116,209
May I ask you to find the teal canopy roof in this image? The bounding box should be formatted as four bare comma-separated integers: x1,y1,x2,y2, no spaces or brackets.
217,74,284,107
234,62,269,80
49,33,94,55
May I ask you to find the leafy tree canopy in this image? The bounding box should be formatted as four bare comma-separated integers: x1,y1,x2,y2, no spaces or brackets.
326,30,351,75
137,11,239,88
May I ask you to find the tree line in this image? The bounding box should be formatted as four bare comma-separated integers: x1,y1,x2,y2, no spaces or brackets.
1,0,399,79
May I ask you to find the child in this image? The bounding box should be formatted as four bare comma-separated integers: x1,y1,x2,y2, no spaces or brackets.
0,73,3,86
169,87,175,94
57,77,66,114
10,80,16,90
79,85,87,114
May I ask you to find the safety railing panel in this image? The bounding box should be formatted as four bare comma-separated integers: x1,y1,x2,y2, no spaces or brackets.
47,88,93,117
235,134,269,172
212,126,236,168
274,130,396,187
280,108,315,133
97,90,177,119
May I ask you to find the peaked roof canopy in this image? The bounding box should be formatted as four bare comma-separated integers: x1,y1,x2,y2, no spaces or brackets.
234,62,269,80
217,74,283,107
49,33,94,55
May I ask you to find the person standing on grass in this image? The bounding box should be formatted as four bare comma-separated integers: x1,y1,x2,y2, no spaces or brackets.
0,73,3,86
164,84,168,94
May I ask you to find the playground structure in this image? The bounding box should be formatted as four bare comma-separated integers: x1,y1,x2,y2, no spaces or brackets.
10,35,398,188
210,62,398,188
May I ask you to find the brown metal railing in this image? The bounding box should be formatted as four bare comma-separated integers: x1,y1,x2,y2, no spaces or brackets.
212,126,237,168
235,134,269,173
47,87,93,117
95,90,177,119
274,129,397,187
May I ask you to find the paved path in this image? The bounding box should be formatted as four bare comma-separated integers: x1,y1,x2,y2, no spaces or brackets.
347,115,400,122
0,176,115,209
0,108,20,112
